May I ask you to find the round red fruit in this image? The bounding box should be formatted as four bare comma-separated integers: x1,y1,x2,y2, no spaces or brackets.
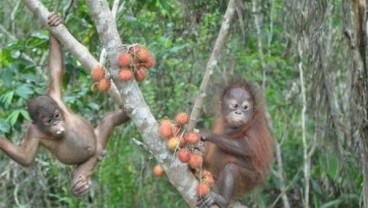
177,148,191,163
185,131,200,145
197,183,210,197
144,55,155,68
98,78,111,92
91,66,105,81
175,112,189,125
159,119,173,138
118,52,132,67
119,68,133,81
189,153,203,169
153,165,165,176
135,68,147,82
137,47,151,62
202,171,214,187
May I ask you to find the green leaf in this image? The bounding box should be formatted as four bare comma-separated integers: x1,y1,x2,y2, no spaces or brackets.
19,109,30,121
11,50,21,59
169,44,188,53
25,33,48,48
0,120,10,133
320,199,343,208
327,154,338,179
0,91,14,109
88,103,100,111
15,84,33,99
1,68,13,87
7,110,20,126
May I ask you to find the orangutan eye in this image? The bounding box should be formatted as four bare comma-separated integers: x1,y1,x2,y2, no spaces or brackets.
46,119,52,125
242,102,250,110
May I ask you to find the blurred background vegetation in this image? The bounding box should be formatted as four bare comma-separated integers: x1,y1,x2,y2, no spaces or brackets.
0,0,364,207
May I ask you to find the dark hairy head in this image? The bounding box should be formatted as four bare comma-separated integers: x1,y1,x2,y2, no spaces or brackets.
28,95,65,136
220,80,263,129
221,81,260,104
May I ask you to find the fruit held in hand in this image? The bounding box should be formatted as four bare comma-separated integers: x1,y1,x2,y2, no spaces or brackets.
91,66,105,81
153,165,165,176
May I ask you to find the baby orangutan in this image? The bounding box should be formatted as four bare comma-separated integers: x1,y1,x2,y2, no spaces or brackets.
0,13,129,196
197,81,273,208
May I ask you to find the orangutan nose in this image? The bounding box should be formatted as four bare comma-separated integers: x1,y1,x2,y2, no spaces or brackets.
56,128,64,135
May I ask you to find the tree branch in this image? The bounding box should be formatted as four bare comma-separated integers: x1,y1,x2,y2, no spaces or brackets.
87,0,199,206
252,0,267,90
298,40,311,208
187,0,237,131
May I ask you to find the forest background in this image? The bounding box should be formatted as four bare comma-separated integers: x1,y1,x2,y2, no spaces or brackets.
1,0,368,208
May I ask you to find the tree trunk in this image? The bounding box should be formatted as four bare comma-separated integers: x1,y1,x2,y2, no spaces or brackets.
344,1,368,207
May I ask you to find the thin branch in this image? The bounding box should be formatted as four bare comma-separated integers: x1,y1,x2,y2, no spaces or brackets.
98,0,121,76
267,0,275,56
111,0,120,17
252,0,267,90
187,0,237,131
0,24,14,38
63,0,74,18
235,0,245,42
298,40,310,208
275,141,291,208
11,0,21,34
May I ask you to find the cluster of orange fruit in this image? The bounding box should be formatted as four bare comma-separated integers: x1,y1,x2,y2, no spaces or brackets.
117,44,155,82
91,66,110,92
90,44,155,92
153,112,214,197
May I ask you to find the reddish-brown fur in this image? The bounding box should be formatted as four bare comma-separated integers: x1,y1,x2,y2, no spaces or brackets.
199,81,273,207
